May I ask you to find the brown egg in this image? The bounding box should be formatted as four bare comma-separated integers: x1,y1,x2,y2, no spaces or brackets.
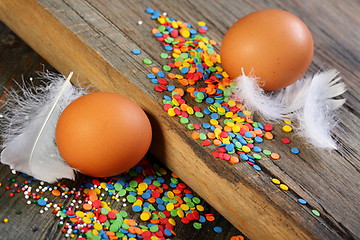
56,92,152,177
220,9,314,91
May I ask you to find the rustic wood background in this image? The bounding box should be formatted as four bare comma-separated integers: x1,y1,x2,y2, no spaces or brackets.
0,0,359,239
0,22,246,239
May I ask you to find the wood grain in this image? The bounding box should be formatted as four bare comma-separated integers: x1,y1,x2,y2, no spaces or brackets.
0,0,359,239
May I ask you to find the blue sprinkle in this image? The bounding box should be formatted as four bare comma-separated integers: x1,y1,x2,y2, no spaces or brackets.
164,228,172,236
147,73,156,79
291,147,300,154
199,215,206,223
158,204,166,211
164,45,173,51
142,192,151,199
167,85,176,91
154,32,162,37
145,8,154,14
253,165,262,171
157,71,165,78
202,123,211,129
253,146,262,153
210,112,219,119
132,205,142,212
254,136,263,143
206,97,215,104
244,132,253,138
37,199,47,206
240,154,249,161
180,67,189,73
298,198,307,205
131,49,141,55
214,226,223,233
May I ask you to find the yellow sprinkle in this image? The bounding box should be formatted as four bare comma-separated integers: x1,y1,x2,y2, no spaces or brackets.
83,217,91,224
167,191,175,199
168,218,176,226
180,204,190,211
92,229,99,235
196,205,205,211
171,21,179,28
172,98,179,106
100,182,107,189
282,125,293,133
232,125,241,133
222,138,230,144
177,209,184,218
197,21,206,26
94,223,102,231
284,119,292,124
279,184,289,191
187,106,194,115
3,218,9,223
166,203,175,211
210,119,219,126
140,212,151,221
271,178,281,185
226,121,235,127
227,100,236,107
76,211,85,218
225,111,233,118
158,17,166,24
242,146,251,153
167,108,176,117
180,29,190,38
243,110,252,116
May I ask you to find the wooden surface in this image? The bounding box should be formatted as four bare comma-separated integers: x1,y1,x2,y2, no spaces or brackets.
0,0,359,239
0,23,244,240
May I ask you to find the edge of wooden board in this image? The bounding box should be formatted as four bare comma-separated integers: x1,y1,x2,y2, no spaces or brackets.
0,1,346,239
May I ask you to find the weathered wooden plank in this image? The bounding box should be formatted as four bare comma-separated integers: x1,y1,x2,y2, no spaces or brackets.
0,0,359,239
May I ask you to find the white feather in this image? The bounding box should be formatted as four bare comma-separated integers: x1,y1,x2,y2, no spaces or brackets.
231,69,286,121
231,69,346,149
291,70,346,150
0,72,87,183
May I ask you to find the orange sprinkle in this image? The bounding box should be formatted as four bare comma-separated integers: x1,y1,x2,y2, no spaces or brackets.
106,231,116,237
89,194,98,202
178,78,189,86
180,104,189,111
135,227,143,235
186,87,196,93
173,88,184,96
213,139,222,145
174,61,183,67
151,28,160,34
127,219,137,226
254,129,263,136
230,236,245,240
51,189,61,197
264,132,274,140
150,219,160,224
230,156,239,164
147,197,156,204
191,132,200,140
171,172,179,178
209,39,217,46
173,189,182,195
224,125,232,132
207,132,216,139
167,73,176,79
82,203,92,211
205,214,215,221
69,217,79,223
270,152,280,160
151,67,160,73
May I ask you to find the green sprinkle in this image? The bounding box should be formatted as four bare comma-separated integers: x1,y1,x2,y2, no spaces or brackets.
311,209,321,216
160,53,169,59
199,133,207,140
253,154,262,160
193,222,202,230
143,59,152,65
126,195,137,203
187,124,195,130
180,117,189,124
162,65,171,71
195,112,204,118
263,149,272,156
150,224,159,232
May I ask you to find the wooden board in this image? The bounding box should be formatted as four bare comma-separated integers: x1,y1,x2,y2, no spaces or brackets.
0,1,359,239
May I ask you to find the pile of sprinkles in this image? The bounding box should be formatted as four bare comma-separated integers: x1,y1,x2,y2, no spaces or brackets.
1,159,242,239
139,8,320,216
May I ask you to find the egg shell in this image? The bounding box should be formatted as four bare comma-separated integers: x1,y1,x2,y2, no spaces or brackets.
220,9,314,91
56,92,152,177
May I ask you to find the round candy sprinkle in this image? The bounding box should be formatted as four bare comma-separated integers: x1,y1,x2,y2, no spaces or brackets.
132,48,141,55
298,198,307,205
279,184,289,191
311,209,321,216
214,226,223,233
143,58,153,65
291,147,300,154
282,125,293,132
